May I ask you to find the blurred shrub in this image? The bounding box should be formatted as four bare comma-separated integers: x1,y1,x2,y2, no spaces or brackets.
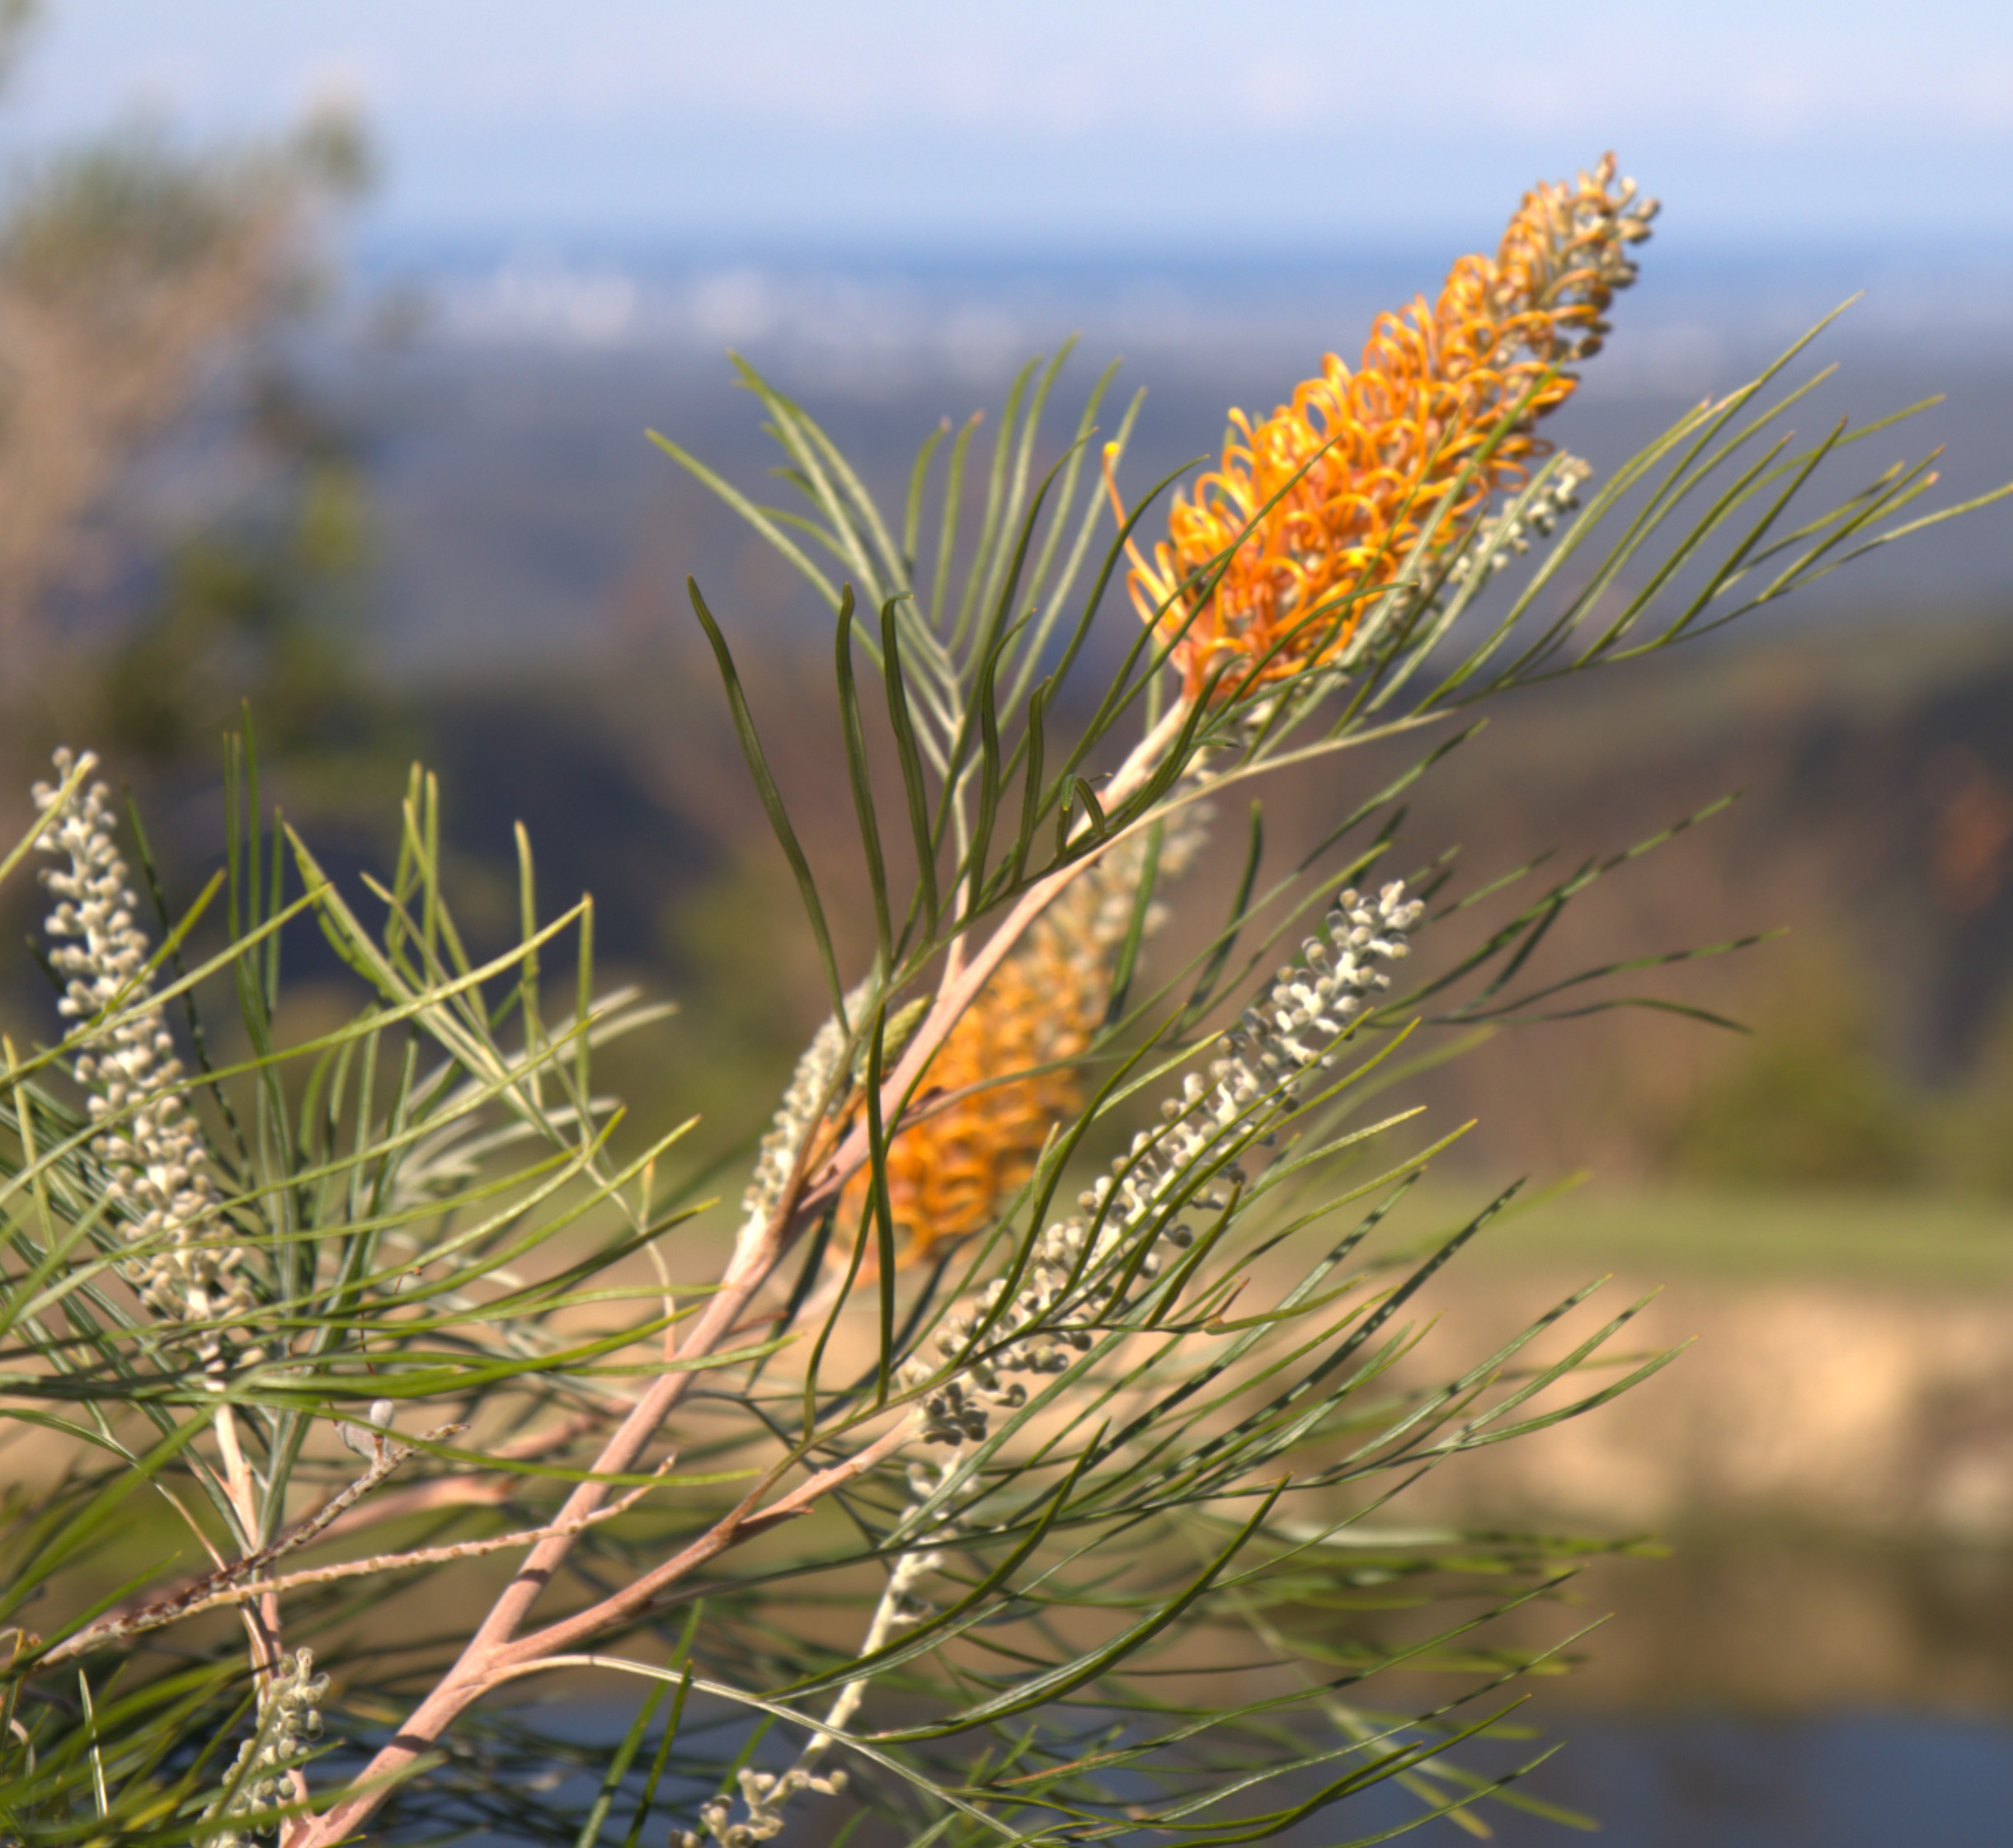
0,3,407,851
1668,940,1927,1187
91,387,395,782
654,850,821,1131
0,111,366,656
1942,989,2013,1194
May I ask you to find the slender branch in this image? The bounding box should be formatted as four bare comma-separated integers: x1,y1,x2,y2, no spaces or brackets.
305,1407,614,1546
285,704,1195,1846
802,701,1191,1225
286,1421,913,1846
501,1419,912,1666
49,1471,670,1657
212,1395,300,1803
44,1424,463,1667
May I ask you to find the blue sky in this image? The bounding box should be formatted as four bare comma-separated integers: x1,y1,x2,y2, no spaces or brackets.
6,1,2012,257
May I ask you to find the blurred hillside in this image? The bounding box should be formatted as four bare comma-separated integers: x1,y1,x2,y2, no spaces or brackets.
15,310,2013,1192
420,607,2013,1189
0,0,2004,1211
302,308,2013,675
0,26,2006,1197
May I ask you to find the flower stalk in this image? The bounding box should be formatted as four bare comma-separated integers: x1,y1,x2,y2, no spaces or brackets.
34,748,294,1731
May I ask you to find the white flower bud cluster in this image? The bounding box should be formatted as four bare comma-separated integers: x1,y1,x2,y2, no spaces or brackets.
1547,183,1658,362
33,750,252,1341
1447,457,1592,585
205,1647,330,1845
680,1763,851,1848
860,1459,960,1613
740,1005,855,1228
680,1460,958,1848
904,882,1425,1448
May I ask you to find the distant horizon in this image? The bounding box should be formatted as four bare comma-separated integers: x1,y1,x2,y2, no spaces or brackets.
350,220,2013,277
333,228,2013,382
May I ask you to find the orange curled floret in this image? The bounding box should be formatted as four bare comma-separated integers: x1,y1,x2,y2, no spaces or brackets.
1126,154,1656,702
839,848,1159,1267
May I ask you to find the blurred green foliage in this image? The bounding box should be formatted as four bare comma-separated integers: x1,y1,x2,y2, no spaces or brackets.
0,14,409,838
653,852,820,1135
1669,938,2013,1195
1945,995,2013,1193
1671,944,1925,1187
92,389,397,781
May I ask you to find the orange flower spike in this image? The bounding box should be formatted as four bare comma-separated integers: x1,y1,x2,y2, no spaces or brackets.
873,947,1089,1261
840,833,1197,1268
1132,155,1655,702
840,881,1107,1265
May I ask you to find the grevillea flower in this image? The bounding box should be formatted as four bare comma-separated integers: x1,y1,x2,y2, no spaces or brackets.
840,850,1152,1266
34,749,254,1349
840,825,1203,1267
1124,154,1655,702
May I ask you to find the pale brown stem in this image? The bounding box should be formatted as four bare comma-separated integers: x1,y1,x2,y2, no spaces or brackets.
283,1242,870,1846
500,1418,911,1666
304,1407,614,1546
800,701,1188,1224
51,1475,672,1656
212,1404,283,1673
213,1399,303,1804
310,1472,516,1543
285,703,1193,1846
289,1422,911,1846
72,1420,435,1667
